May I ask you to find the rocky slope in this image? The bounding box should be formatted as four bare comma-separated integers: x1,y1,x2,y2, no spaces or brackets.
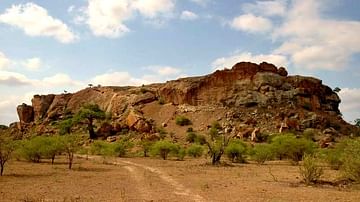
13,62,359,142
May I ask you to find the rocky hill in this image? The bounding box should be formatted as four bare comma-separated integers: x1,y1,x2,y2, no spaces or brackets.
13,62,359,144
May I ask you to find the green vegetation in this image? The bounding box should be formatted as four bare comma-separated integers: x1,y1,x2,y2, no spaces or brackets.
90,140,133,157
175,116,192,126
74,104,106,139
187,144,204,158
60,135,81,169
341,138,360,182
150,140,178,160
355,118,360,127
225,140,247,163
250,144,274,164
270,134,316,163
138,140,154,157
0,135,16,176
186,132,197,143
299,154,323,185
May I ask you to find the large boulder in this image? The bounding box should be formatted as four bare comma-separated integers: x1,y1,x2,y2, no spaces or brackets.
32,94,55,120
17,104,34,124
126,109,152,133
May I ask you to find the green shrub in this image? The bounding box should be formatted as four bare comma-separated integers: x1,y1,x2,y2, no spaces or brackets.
150,140,178,160
90,141,113,156
138,140,153,157
90,140,133,157
177,148,186,161
187,144,204,158
58,118,73,135
303,128,317,141
300,154,323,185
225,140,247,163
341,138,360,182
195,134,207,145
19,136,63,163
186,132,197,143
175,116,192,126
322,148,343,170
251,144,273,164
270,134,316,163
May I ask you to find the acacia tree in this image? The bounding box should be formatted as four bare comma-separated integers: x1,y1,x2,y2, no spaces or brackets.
73,104,106,139
0,135,16,176
60,135,80,170
355,119,360,127
205,122,232,165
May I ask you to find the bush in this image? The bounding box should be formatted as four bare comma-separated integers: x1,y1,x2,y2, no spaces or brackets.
186,132,197,143
90,141,113,156
19,136,62,163
90,140,133,157
177,148,186,161
195,134,207,145
299,154,323,185
251,144,273,164
175,116,192,126
138,140,153,157
187,144,204,158
270,134,316,163
303,128,318,141
225,140,247,163
341,138,360,182
151,140,178,160
0,135,16,176
322,148,343,170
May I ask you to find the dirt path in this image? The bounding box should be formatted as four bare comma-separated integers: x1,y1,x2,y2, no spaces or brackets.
116,159,206,202
83,155,206,201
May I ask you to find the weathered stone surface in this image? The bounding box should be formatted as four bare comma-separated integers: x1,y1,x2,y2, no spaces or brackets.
17,103,34,124
96,122,114,137
32,94,55,120
15,61,357,137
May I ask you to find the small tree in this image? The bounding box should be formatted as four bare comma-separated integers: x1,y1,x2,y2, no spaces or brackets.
58,118,74,135
205,122,230,165
175,116,192,126
333,87,341,93
150,140,178,160
0,135,16,176
73,104,106,139
187,144,204,158
251,144,274,165
138,140,153,157
60,135,80,170
355,119,360,127
300,154,323,185
225,140,247,163
341,138,360,182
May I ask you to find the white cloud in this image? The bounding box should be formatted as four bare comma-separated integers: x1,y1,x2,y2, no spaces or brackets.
85,0,133,38
242,0,287,17
212,52,288,70
180,10,199,21
146,66,182,76
0,3,76,43
273,0,360,71
82,0,175,38
230,14,272,33
22,57,42,71
338,88,360,123
92,71,148,86
0,70,33,86
41,73,82,87
133,0,175,19
0,52,11,69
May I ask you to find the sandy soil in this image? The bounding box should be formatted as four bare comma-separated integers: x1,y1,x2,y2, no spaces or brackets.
1,156,359,202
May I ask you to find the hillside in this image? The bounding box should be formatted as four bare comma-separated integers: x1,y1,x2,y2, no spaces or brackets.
12,62,359,143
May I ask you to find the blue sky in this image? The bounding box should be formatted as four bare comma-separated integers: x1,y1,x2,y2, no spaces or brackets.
0,0,359,125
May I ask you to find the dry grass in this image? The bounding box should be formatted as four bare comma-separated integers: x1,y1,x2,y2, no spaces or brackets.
1,156,360,202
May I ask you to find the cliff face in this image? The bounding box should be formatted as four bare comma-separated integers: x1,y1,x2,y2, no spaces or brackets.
15,62,355,138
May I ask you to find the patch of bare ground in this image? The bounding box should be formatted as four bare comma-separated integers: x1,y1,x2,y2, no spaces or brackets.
1,157,360,201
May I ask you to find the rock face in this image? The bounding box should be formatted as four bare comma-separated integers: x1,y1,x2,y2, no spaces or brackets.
158,62,340,114
16,62,356,137
32,94,55,120
17,104,34,124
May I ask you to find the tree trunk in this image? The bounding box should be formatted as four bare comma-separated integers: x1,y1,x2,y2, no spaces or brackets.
68,153,73,170
1,164,4,176
88,118,96,139
51,155,55,164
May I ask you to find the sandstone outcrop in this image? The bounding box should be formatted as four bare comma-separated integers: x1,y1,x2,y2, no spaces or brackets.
15,62,357,138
